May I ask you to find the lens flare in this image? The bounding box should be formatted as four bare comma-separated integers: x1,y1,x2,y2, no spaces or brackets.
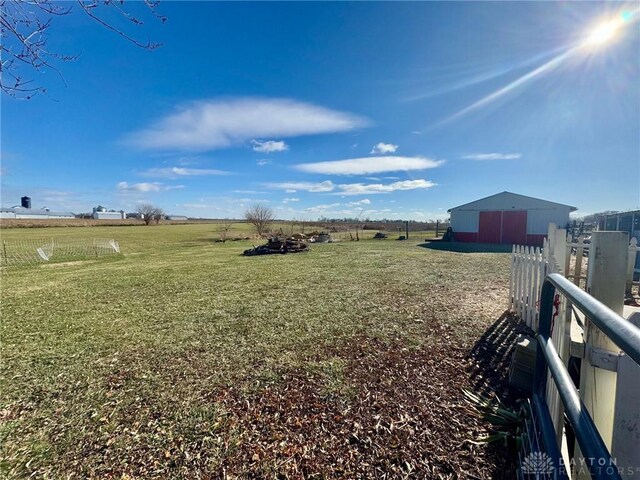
434,8,639,126
582,18,624,47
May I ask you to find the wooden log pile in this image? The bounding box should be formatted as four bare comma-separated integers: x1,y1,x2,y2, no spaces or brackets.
243,237,310,256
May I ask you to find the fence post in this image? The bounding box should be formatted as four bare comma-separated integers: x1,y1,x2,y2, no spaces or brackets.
626,237,638,295
547,223,557,258
509,244,515,310
611,312,640,477
573,235,586,287
552,227,567,276
575,231,628,478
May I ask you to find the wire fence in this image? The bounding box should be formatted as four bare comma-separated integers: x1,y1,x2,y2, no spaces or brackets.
0,238,122,267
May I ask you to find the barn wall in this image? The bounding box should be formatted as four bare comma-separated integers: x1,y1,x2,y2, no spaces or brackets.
526,207,571,234
454,232,478,242
526,234,546,247
449,210,478,232
451,207,570,245
450,193,574,245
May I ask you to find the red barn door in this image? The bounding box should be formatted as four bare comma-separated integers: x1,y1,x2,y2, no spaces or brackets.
501,211,527,245
478,211,501,243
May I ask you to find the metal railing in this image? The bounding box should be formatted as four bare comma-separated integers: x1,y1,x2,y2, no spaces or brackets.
533,273,640,480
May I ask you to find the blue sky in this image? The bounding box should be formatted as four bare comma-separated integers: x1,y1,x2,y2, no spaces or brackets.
2,1,639,220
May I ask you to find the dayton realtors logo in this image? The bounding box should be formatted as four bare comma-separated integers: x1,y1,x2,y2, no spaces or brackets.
522,452,555,476
521,452,638,478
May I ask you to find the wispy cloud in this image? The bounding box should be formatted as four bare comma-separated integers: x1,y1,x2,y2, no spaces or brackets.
348,198,371,205
251,139,289,153
334,179,436,196
266,181,335,193
233,190,268,195
305,203,342,214
126,97,369,151
117,181,184,192
303,203,395,218
370,142,398,154
179,203,210,209
294,156,443,175
267,179,435,196
141,167,229,179
462,152,522,161
282,197,300,203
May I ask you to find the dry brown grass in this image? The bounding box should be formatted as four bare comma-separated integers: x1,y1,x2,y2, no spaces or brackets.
1,224,515,478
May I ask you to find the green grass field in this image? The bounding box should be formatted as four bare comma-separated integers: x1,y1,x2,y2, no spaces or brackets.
1,224,514,478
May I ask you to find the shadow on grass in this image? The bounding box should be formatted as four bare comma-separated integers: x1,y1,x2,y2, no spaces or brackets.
466,311,533,479
467,311,532,405
418,240,513,254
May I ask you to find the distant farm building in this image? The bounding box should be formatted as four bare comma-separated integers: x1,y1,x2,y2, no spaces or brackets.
92,206,126,220
0,196,75,219
0,207,76,219
166,215,188,221
448,191,577,247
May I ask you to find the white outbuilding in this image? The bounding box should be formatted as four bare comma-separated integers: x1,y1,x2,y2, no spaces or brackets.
448,191,577,247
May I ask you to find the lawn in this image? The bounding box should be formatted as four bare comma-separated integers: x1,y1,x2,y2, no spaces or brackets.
1,223,516,479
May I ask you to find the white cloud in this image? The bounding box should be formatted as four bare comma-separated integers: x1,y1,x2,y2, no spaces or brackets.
127,97,369,151
233,190,267,195
266,181,335,193
305,203,342,214
370,142,398,154
335,179,436,196
294,156,443,175
142,167,229,179
348,199,371,205
179,203,209,209
117,181,184,192
267,179,435,196
283,197,300,203
462,152,522,161
251,139,289,153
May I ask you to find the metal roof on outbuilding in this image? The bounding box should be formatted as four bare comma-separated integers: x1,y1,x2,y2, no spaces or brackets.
0,207,75,217
447,191,577,213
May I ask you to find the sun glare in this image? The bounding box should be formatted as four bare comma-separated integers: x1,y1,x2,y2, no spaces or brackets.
582,17,624,48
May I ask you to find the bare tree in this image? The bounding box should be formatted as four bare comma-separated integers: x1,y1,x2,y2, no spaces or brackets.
153,207,164,225
136,203,163,226
217,221,233,243
245,204,274,237
1,0,166,98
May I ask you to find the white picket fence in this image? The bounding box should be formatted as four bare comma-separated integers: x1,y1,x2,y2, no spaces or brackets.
510,226,640,476
511,233,639,331
509,226,590,331
509,243,549,331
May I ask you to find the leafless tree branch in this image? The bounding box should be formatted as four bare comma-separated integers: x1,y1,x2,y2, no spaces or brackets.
245,204,275,237
0,0,165,98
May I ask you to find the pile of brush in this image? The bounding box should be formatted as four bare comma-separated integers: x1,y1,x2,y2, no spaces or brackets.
243,237,309,256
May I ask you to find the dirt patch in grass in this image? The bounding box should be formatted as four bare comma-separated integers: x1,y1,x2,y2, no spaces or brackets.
3,334,517,479
217,336,516,479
